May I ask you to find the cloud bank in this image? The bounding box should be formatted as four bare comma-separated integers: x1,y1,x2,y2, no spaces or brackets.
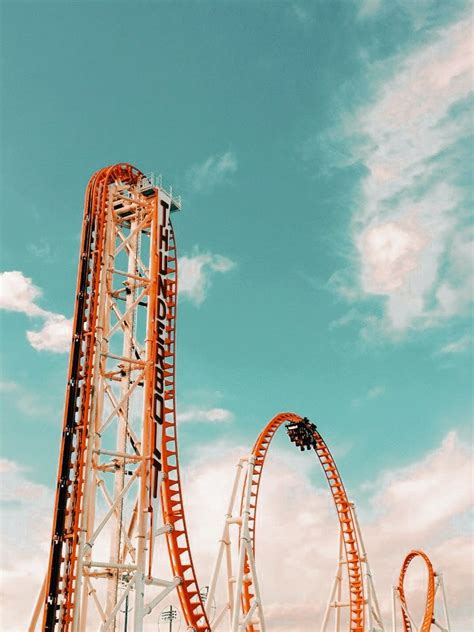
0,271,72,353
3,431,472,631
329,14,473,336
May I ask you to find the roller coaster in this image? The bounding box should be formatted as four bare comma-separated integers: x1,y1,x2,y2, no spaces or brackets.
28,164,451,632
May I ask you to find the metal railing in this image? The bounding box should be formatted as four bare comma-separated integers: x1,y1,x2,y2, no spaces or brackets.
138,173,182,210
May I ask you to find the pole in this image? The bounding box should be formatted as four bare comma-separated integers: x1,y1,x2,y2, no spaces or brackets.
124,593,129,632
438,574,451,632
391,587,397,632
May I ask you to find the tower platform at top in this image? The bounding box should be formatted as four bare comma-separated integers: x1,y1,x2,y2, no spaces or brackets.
137,172,182,212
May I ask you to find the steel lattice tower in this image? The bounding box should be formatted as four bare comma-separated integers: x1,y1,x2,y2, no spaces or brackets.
29,164,210,632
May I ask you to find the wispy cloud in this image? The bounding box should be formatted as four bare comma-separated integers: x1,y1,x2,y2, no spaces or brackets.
0,380,57,419
352,384,386,408
0,271,72,353
178,248,236,305
367,385,385,399
186,151,237,192
436,334,472,355
329,307,363,330
357,0,382,19
326,14,473,336
27,239,52,259
178,406,234,424
290,3,313,25
0,270,46,317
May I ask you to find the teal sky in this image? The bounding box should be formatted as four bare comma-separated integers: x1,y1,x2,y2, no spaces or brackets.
0,0,472,498
1,2,473,630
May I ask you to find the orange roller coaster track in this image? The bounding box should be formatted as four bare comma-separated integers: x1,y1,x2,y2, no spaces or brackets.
393,550,450,632
398,551,435,632
30,164,210,632
207,414,384,632
244,415,364,631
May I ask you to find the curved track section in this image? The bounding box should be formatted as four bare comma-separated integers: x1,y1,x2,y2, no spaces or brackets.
42,164,209,631
160,223,210,630
240,413,365,632
398,550,435,632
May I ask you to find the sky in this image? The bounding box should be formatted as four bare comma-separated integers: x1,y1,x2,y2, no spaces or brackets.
0,0,473,630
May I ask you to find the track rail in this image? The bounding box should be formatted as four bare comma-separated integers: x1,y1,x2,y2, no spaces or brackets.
161,223,210,630
43,164,135,630
398,550,435,632
41,164,209,631
239,414,365,632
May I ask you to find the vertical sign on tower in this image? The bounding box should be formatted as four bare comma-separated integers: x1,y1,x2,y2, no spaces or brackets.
150,194,171,512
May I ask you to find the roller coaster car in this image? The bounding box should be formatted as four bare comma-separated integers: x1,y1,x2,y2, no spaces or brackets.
286,418,317,451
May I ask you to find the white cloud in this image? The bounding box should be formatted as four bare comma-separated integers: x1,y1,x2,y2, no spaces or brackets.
0,460,54,632
187,151,238,192
437,334,472,355
0,271,46,317
2,431,473,631
332,15,474,335
0,271,72,353
179,406,234,424
178,249,236,305
26,314,72,353
367,432,472,532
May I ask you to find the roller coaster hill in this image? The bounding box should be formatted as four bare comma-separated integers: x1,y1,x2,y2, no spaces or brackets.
27,163,452,632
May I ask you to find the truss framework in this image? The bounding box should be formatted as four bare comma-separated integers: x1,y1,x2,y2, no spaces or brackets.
321,503,384,632
30,165,210,632
206,456,267,632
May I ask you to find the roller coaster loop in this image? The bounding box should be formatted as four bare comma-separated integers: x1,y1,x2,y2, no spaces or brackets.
207,413,384,632
393,550,450,632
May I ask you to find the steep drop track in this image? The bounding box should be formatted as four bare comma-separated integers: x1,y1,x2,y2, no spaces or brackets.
42,164,210,631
